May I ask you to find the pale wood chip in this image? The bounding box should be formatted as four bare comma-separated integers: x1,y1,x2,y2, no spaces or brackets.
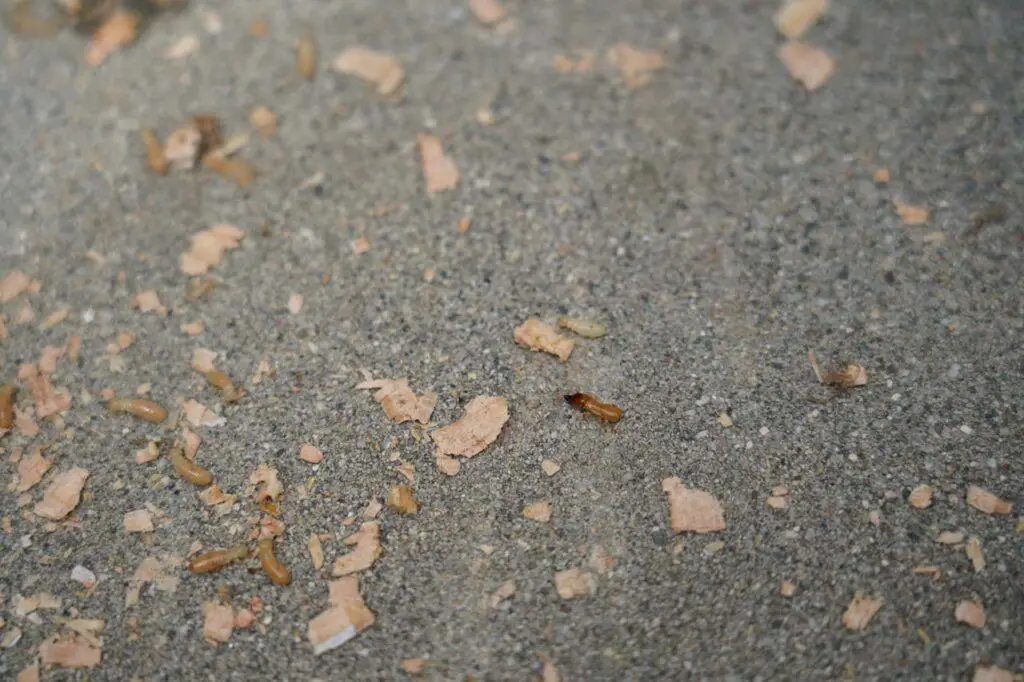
972,666,1014,682
181,321,203,336
842,594,882,631
777,41,835,91
308,534,325,569
966,485,1012,515
250,106,277,138
299,444,324,463
332,47,404,95
355,378,437,424
909,484,933,509
247,464,283,502
606,43,664,89
182,399,224,427
85,10,138,67
166,34,199,59
400,659,428,674
513,318,574,361
893,200,930,225
523,501,551,522
41,308,69,329
955,600,985,628
436,453,461,476
309,576,374,654
39,633,101,668
350,237,370,254
202,601,234,644
132,290,167,316
468,0,505,25
0,270,31,302
16,450,51,492
557,316,607,339
332,521,381,576
287,294,304,315
124,509,154,533
418,134,460,194
966,536,985,572
780,581,797,597
430,396,509,457
191,348,217,373
554,568,595,599
873,168,890,184
386,485,420,515
34,468,89,520
541,460,561,476
662,477,726,533
489,579,516,608
297,31,317,79
936,531,964,544
775,0,828,39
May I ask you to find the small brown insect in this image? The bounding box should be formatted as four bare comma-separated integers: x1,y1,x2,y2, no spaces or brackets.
203,370,245,403
565,393,623,423
257,539,291,586
187,544,249,574
170,444,213,486
0,385,16,430
107,398,168,423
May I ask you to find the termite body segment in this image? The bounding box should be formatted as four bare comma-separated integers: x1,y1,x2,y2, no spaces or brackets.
565,392,623,423
107,397,168,423
187,544,249,574
258,539,292,586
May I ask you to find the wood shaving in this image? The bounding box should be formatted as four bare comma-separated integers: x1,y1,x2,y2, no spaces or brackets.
297,31,317,79
299,444,324,463
436,453,461,476
166,34,199,59
38,346,62,373
842,594,882,631
873,168,890,184
717,412,734,428
182,399,224,427
287,294,303,315
766,495,788,510
554,568,595,599
85,10,138,67
198,484,235,515
124,509,154,533
201,153,256,187
514,318,574,361
202,601,234,644
468,0,505,25
362,498,383,519
250,106,277,138
431,396,509,457
181,224,244,275
606,43,664,89
41,308,69,329
19,364,71,418
308,577,374,654
973,666,1014,682
541,460,561,476
965,536,985,572
780,581,797,597
908,484,933,509
489,579,516,608
775,0,827,39
332,521,381,576
777,41,834,91
541,660,561,682
39,633,101,668
17,661,39,682
34,467,89,520
936,531,964,544
308,534,325,569
966,485,1012,515
355,377,437,424
181,321,203,336
191,348,217,373
417,133,460,194
247,464,283,503
132,290,167,316
350,237,370,254
16,449,51,492
662,477,726,533
0,270,30,302
808,350,867,387
400,659,428,674
955,600,985,629
893,200,929,225
332,47,404,95
523,501,551,522
557,316,607,339
386,485,419,515
911,566,941,582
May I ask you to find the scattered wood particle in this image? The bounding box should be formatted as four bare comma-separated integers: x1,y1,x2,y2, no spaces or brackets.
39,346,62,373
164,123,202,170
297,31,317,79
468,0,505,25
909,484,933,509
20,364,71,418
541,660,561,682
333,47,404,96
182,399,224,427
0,270,31,302
766,495,788,510
717,412,734,428
198,484,235,515
182,427,202,459
955,600,985,629
436,453,461,476
775,0,827,39
126,555,181,605
937,531,964,544
247,464,283,503
554,568,594,599
309,534,325,569
201,153,256,187
431,396,509,457
299,444,324,463
553,49,595,73
842,594,882,631
132,441,157,465
234,609,255,629
966,485,1012,515
911,566,941,582
808,350,867,387
514,318,574,361
250,106,277,138
893,200,929,225
362,498,383,519
386,485,419,515
41,307,69,329
350,237,370,254
15,303,34,325
308,577,374,654
181,224,244,275
132,290,167,316
777,41,834,91
124,509,154,533
780,581,797,597
39,633,101,668
606,43,664,89
662,477,726,533
333,521,382,576
16,449,51,492
489,579,516,608
873,168,890,184
191,348,217,373
771,485,790,497
973,666,1014,682
523,501,551,522
166,34,199,59
417,133,460,194
17,661,39,682
557,316,607,339
181,321,203,336
15,409,40,437
400,659,428,674
34,467,89,520
85,10,138,67
541,460,561,476
966,536,985,572
287,294,304,315
202,601,234,644
355,377,437,425
248,18,268,37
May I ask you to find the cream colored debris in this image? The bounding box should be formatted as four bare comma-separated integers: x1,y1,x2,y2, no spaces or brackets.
513,318,574,361
909,484,933,509
777,41,834,91
332,47,404,95
124,509,154,533
554,568,595,599
523,501,551,522
842,594,882,631
662,477,726,533
202,602,234,644
355,377,437,425
333,521,382,576
34,468,89,520
308,576,374,654
775,0,828,39
966,485,1012,515
418,134,460,194
431,396,509,457
955,600,985,629
606,43,664,89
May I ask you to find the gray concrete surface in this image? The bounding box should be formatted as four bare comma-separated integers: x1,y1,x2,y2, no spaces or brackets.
1,0,1022,679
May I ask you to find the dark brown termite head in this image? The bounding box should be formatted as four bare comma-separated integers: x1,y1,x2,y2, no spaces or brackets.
565,392,623,423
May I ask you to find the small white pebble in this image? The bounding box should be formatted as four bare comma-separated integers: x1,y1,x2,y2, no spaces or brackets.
745,440,753,450
807,410,819,419
82,309,95,323
960,424,973,435
71,565,97,587
891,393,901,401
848,453,859,462
759,426,769,436
20,535,32,548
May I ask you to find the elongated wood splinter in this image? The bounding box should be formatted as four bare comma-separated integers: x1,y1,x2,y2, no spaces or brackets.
187,544,249,574
0,385,16,430
257,539,291,586
170,445,213,486
565,392,623,423
107,397,168,423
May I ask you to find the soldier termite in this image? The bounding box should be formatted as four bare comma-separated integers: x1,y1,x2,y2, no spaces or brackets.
107,397,168,423
187,544,249,574
257,539,291,586
564,392,623,423
0,385,16,430
170,444,213,486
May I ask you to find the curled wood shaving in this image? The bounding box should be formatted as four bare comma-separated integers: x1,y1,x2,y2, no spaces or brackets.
431,396,509,458
554,568,595,599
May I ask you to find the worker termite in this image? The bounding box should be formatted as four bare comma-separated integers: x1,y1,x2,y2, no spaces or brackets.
0,384,16,430
565,392,623,423
203,370,245,403
257,539,292,586
107,397,168,423
170,444,213,486
187,544,249,574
